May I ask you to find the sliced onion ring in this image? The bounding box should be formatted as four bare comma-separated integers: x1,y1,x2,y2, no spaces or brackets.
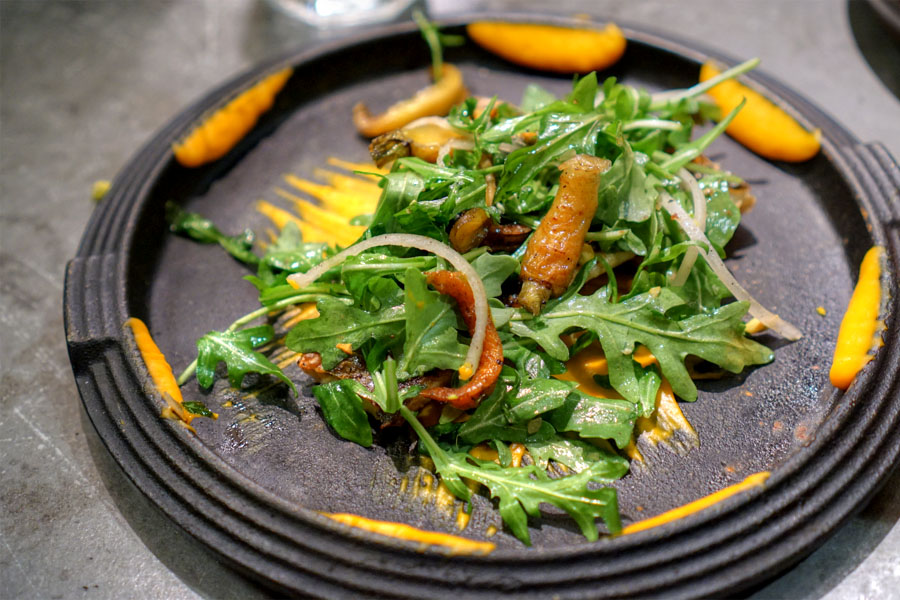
671,168,707,286
287,233,490,379
435,139,476,166
659,190,802,340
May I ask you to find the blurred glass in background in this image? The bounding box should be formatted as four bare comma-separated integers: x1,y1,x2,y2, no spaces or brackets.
266,0,416,27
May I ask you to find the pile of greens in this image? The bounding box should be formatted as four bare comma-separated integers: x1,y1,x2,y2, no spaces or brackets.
168,56,781,545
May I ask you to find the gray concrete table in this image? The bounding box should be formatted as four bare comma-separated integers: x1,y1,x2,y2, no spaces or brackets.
2,1,898,598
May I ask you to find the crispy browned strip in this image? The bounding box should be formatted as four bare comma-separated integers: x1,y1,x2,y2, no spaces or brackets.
419,270,503,410
518,154,610,314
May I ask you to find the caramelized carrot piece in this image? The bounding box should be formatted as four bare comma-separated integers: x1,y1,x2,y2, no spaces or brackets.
419,270,503,410
352,64,468,138
519,154,610,314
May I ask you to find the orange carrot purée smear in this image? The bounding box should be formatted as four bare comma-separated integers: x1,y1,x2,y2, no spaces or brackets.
419,270,503,410
621,472,770,534
125,318,215,428
699,62,820,162
173,67,293,167
466,22,626,74
321,512,495,555
830,246,886,390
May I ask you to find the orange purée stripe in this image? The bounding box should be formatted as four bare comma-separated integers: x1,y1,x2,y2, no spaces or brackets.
125,318,203,428
830,246,885,390
621,472,770,534
321,512,495,555
173,68,292,167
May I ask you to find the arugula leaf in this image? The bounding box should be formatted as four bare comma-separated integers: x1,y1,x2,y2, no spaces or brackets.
365,171,425,237
463,457,622,544
520,83,557,112
546,391,638,449
260,221,329,273
526,437,629,474
397,268,467,378
286,296,405,369
370,357,403,413
497,115,606,204
312,380,373,447
166,201,259,265
457,376,557,444
503,336,566,379
632,362,662,417
403,406,624,544
196,325,296,393
471,252,519,298
511,287,773,402
340,252,433,309
567,72,599,111
505,379,579,423
182,401,216,418
702,187,741,256
596,141,657,225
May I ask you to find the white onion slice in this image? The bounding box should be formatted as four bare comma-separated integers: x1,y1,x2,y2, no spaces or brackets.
402,116,456,131
435,139,476,166
287,233,490,378
659,190,802,340
671,169,707,286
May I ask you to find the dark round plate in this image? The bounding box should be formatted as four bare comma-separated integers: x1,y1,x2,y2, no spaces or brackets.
64,14,900,599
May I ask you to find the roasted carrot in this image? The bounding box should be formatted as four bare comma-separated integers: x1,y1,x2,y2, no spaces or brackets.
518,154,610,314
419,270,503,410
352,64,468,138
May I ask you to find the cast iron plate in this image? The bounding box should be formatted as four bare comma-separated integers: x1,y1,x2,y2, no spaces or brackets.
65,14,900,599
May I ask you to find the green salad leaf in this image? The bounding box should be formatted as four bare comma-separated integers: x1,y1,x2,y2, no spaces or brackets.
398,268,467,378
286,296,405,370
166,201,259,265
312,381,374,447
195,325,295,393
512,288,773,403
403,406,626,544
